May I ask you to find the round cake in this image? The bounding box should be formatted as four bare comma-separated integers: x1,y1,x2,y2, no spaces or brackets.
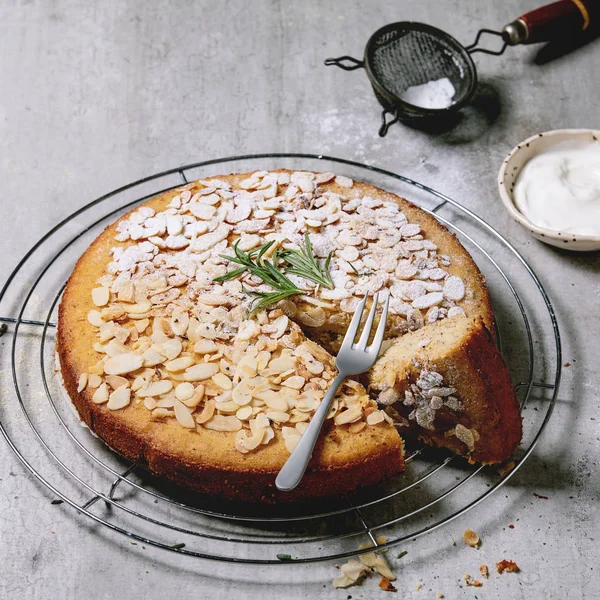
57,169,506,503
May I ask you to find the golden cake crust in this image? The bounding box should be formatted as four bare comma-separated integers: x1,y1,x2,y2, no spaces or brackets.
57,170,496,502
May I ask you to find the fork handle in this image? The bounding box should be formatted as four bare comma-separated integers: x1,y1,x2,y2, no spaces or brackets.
275,373,347,492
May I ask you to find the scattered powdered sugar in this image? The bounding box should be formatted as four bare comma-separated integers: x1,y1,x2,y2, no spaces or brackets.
400,78,456,109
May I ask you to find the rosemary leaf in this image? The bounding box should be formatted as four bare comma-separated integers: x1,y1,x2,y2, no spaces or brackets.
280,234,334,289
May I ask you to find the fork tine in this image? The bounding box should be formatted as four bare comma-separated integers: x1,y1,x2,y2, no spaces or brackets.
368,293,390,354
355,292,379,350
340,295,368,351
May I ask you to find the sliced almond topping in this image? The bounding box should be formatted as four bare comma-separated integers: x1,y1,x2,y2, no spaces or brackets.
366,410,385,425
91,287,110,307
77,373,88,393
127,301,152,314
107,386,131,410
185,362,220,381
255,390,288,412
196,399,216,424
137,379,173,397
87,373,103,389
281,426,301,453
265,411,289,423
174,400,196,428
232,382,253,406
105,375,129,390
87,310,104,327
92,383,109,404
348,421,367,434
212,372,233,390
334,405,363,425
165,356,195,372
194,339,218,354
161,337,183,360
268,355,295,373
104,353,144,375
152,408,173,419
141,347,166,367
175,382,195,401
144,397,157,410
170,308,189,337
282,375,305,390
203,415,242,432
134,318,150,333
236,405,253,420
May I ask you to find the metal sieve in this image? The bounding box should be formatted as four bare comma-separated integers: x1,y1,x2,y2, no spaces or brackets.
326,0,596,135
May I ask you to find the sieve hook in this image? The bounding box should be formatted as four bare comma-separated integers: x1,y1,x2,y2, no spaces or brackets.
465,29,508,56
379,109,400,138
324,56,365,71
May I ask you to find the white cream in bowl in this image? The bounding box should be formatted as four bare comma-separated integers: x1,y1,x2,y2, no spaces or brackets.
498,129,600,252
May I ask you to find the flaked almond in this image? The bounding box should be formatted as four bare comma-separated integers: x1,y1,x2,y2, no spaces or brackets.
77,373,88,393
282,375,305,390
91,287,110,307
203,415,242,431
348,421,367,434
175,382,195,401
212,372,233,390
170,308,189,337
141,347,166,367
174,400,196,429
87,310,104,327
185,362,219,381
366,410,385,425
196,399,216,424
236,405,253,420
165,356,195,372
134,318,150,333
152,408,173,419
126,301,152,314
104,353,143,375
268,355,295,373
105,375,129,390
334,405,363,425
265,411,289,423
143,397,157,410
194,339,218,354
87,373,103,389
161,337,183,360
92,383,109,404
107,386,131,410
137,379,173,397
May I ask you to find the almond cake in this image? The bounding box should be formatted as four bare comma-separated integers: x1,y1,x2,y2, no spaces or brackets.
57,169,521,502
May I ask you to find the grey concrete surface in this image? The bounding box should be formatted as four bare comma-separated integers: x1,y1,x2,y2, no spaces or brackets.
1,0,599,598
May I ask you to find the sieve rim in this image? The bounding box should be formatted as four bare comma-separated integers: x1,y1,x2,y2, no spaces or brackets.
363,21,478,117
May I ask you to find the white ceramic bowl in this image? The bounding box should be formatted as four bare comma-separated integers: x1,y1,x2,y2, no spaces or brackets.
498,129,600,252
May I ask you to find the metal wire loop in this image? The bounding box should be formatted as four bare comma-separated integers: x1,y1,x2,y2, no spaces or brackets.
324,56,365,70
465,28,508,55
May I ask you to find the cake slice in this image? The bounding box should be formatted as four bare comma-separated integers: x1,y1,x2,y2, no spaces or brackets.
369,316,522,464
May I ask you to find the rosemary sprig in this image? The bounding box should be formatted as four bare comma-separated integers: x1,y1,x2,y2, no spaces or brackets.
215,240,302,313
214,235,334,312
280,234,334,290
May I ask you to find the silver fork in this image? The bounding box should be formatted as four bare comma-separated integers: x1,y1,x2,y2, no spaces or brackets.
275,292,390,492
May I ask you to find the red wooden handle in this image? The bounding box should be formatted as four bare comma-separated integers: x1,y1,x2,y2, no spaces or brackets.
518,0,595,44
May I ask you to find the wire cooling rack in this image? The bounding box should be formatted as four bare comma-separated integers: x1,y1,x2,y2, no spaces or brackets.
0,154,561,564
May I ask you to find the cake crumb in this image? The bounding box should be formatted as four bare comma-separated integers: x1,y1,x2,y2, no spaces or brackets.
497,559,520,574
533,492,549,499
479,564,489,578
464,574,482,587
379,577,396,592
436,593,444,598
498,460,516,476
463,528,480,548
415,582,423,591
